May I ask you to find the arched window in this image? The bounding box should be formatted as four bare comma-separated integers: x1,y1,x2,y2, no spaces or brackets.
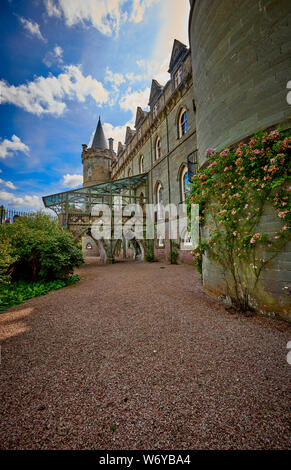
156,182,163,219
139,155,144,173
180,165,189,202
128,168,132,177
155,137,161,160
179,108,188,138
156,182,163,205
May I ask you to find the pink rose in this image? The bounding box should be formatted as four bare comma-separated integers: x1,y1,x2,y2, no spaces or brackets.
269,130,279,139
220,149,230,157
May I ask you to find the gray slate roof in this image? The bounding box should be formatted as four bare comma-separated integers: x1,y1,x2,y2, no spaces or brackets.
91,117,108,150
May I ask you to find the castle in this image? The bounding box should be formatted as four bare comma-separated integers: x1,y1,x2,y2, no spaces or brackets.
44,0,291,320
80,39,197,263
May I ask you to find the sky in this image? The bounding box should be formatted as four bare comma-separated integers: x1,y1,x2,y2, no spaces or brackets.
0,0,190,211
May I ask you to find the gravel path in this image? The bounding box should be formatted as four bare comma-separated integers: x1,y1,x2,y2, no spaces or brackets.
0,260,290,450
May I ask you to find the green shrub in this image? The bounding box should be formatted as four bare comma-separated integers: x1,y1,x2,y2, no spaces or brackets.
170,241,179,264
145,240,155,262
0,275,80,313
0,214,83,283
0,237,18,285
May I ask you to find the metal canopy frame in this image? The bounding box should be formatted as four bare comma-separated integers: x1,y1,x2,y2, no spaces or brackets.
42,172,149,217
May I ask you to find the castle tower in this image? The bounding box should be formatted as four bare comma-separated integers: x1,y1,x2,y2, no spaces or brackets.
82,117,116,187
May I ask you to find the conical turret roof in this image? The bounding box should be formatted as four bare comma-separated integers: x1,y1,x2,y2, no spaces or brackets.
91,116,108,150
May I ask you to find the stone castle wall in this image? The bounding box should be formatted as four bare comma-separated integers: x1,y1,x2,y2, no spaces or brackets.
189,0,291,319
82,148,112,187
189,0,291,163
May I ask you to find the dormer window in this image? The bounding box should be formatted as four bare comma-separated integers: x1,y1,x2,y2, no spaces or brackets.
153,103,159,119
174,67,183,88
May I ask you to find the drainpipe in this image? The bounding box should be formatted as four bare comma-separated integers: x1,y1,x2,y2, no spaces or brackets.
163,93,173,261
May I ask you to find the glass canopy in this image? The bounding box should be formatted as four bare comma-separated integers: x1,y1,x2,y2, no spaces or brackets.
43,172,148,218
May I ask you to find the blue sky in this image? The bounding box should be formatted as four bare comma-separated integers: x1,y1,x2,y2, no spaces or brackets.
0,0,189,211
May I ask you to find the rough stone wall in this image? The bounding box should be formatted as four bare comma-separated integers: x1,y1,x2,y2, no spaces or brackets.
189,0,291,163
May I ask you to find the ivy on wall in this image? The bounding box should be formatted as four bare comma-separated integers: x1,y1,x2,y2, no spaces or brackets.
188,129,291,311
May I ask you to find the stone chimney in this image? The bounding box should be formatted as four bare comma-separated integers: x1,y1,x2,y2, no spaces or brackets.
108,137,114,152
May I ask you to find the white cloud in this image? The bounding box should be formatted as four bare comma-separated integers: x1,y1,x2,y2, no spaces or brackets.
125,72,144,83
0,135,30,159
0,191,44,210
104,67,125,91
43,45,64,67
99,87,150,150
62,173,83,187
0,179,17,190
0,65,109,116
44,0,159,36
45,0,62,17
130,0,160,23
136,57,169,85
151,0,189,71
103,120,134,150
120,86,150,117
19,17,46,42
131,1,189,86
44,0,128,36
54,46,63,58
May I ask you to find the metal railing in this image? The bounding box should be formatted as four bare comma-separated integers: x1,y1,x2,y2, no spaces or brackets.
0,206,36,224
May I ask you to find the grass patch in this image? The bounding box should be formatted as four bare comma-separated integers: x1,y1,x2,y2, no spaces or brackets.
0,274,80,313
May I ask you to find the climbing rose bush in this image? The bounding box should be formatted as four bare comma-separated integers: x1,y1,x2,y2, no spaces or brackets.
188,128,291,310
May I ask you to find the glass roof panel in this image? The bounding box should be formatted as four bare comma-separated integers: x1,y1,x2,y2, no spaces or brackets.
43,172,148,209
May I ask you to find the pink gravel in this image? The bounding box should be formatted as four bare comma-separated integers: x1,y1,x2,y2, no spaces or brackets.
0,260,290,450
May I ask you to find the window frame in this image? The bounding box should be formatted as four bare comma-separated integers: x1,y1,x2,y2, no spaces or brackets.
179,108,188,138
153,103,159,119
174,67,183,89
139,155,144,173
155,137,161,160
156,182,164,220
180,165,189,203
